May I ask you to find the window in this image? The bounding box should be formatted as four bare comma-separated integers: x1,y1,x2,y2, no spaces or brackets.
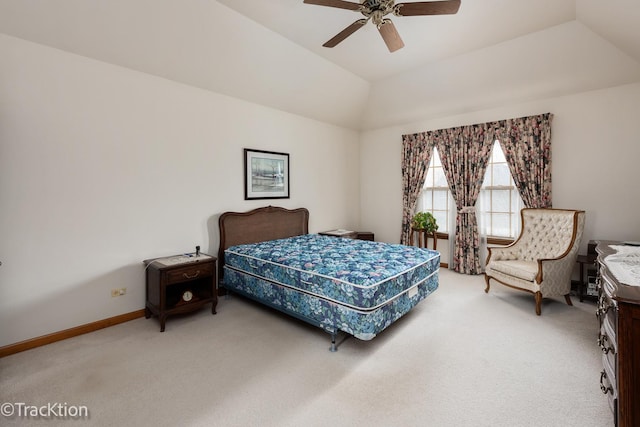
418,142,523,239
478,141,523,239
417,148,451,234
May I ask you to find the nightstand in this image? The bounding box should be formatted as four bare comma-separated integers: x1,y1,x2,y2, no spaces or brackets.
144,254,217,332
319,229,358,239
576,253,597,302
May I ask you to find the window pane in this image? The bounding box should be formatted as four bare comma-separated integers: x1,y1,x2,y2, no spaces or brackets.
511,189,522,212
482,169,491,187
425,167,434,186
492,163,511,186
433,211,447,232
492,213,510,237
479,189,491,210
510,212,519,233
433,190,448,210
433,169,448,187
423,191,433,210
432,149,442,166
492,142,506,162
481,212,493,236
492,189,510,212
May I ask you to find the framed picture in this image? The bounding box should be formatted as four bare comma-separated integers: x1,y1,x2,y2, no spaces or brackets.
244,149,290,200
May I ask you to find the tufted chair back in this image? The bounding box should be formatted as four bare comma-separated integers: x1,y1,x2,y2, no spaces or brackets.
516,209,582,261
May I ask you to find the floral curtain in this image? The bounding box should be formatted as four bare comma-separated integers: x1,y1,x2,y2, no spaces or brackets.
494,113,553,208
400,133,434,245
435,124,494,274
400,113,553,274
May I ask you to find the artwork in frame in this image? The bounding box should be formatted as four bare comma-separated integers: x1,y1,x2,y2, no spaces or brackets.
244,149,290,200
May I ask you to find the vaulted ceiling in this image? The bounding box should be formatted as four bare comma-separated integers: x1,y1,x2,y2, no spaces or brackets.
1,0,639,130
219,0,578,82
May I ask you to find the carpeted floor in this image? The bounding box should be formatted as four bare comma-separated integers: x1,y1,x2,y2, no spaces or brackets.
0,268,612,426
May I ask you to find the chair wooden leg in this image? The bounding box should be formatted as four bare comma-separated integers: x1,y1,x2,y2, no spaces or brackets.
564,294,573,306
535,292,542,316
484,274,491,293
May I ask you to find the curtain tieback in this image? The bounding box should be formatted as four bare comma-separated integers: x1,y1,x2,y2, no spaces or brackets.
458,206,476,214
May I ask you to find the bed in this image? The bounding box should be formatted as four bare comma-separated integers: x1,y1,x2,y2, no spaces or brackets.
218,206,440,351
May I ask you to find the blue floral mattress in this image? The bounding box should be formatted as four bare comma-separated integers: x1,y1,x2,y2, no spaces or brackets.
224,234,440,311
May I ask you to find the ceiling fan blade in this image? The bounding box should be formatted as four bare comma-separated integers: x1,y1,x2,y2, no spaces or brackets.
303,0,361,11
323,19,367,48
378,19,405,53
395,0,461,16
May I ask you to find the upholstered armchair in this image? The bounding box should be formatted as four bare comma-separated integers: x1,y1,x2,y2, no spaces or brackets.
484,208,585,315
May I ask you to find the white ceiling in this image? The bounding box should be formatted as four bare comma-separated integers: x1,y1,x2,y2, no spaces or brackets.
1,0,639,130
215,0,640,128
217,0,580,82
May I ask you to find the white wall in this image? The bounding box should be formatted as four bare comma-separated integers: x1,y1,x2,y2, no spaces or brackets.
360,83,640,263
363,21,640,130
0,1,371,130
0,34,360,347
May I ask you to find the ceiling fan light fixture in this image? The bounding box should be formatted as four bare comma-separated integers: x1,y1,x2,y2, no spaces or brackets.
371,10,386,27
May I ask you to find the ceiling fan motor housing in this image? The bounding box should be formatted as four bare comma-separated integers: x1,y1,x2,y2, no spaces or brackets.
363,0,395,12
362,0,396,26
364,0,383,7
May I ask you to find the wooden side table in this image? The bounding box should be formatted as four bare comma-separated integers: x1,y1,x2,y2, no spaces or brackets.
144,254,217,331
576,253,597,302
319,230,358,239
411,227,437,250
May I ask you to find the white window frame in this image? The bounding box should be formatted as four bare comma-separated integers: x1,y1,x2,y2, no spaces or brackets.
417,147,451,234
478,140,523,240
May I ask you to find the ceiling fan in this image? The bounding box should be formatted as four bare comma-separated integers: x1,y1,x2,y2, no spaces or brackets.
303,0,461,52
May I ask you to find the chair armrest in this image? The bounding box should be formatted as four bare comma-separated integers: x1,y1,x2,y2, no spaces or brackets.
486,245,519,263
536,251,575,284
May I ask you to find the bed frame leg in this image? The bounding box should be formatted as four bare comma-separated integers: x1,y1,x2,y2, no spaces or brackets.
329,332,338,352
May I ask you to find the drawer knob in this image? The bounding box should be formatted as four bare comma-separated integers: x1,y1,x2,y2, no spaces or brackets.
596,299,613,318
597,333,616,355
600,370,613,395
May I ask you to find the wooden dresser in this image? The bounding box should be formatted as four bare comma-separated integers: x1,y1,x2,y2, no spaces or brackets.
595,241,640,427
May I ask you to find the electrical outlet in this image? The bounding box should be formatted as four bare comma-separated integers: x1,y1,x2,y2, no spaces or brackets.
111,288,127,297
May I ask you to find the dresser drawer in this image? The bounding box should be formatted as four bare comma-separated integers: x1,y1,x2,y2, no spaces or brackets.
599,311,617,355
166,262,214,285
597,288,617,321
599,265,618,300
601,351,617,413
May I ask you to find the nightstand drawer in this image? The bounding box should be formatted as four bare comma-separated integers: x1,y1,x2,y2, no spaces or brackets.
166,262,214,285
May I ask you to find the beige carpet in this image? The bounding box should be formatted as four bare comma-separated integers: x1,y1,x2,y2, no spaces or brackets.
0,269,612,426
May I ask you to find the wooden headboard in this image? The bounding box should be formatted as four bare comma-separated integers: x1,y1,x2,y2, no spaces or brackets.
217,206,309,283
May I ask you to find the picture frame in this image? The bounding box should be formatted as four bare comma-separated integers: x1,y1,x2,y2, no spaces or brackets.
244,148,290,200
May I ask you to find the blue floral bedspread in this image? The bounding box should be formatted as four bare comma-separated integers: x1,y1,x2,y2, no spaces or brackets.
224,234,440,310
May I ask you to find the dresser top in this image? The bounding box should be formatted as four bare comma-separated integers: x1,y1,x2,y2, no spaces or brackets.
144,253,215,268
596,241,640,304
